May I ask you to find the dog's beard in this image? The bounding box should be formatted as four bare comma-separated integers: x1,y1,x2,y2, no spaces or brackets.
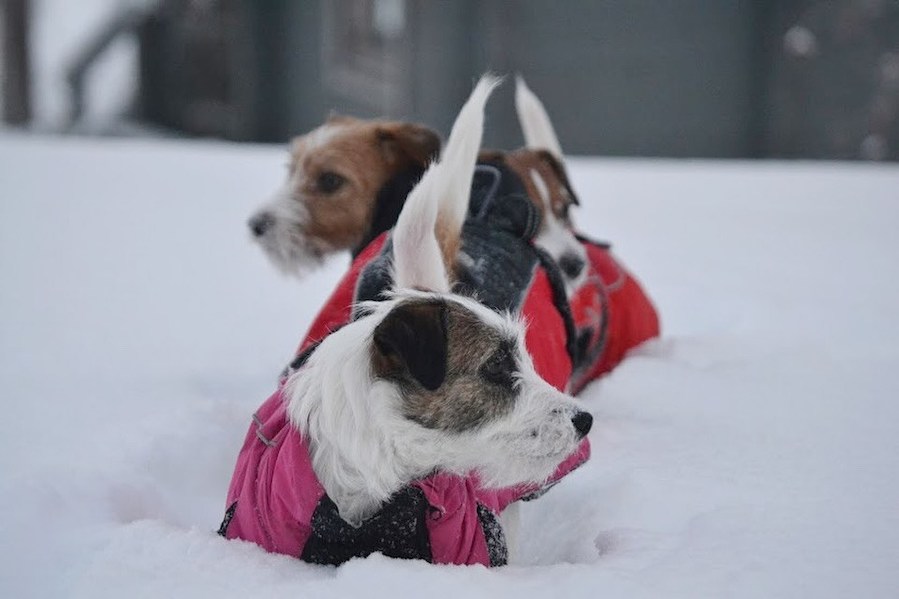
469,433,581,490
251,198,330,277
438,386,585,490
474,451,568,490
255,223,328,277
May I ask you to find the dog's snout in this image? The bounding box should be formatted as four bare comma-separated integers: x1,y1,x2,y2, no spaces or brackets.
571,411,593,438
559,253,585,279
249,213,275,237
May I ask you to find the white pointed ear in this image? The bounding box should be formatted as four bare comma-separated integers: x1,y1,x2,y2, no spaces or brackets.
515,75,564,160
392,75,500,292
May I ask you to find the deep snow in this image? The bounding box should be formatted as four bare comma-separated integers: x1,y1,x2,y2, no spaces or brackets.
1,133,898,598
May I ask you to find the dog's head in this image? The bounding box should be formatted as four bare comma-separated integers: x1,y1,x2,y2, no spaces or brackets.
248,115,440,275
288,291,591,524
370,293,592,488
285,76,592,524
495,147,588,291
513,77,589,294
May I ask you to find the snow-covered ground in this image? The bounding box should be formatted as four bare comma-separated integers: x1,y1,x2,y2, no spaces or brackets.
1,132,898,598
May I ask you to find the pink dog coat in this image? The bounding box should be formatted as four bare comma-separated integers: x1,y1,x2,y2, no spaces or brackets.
220,382,590,566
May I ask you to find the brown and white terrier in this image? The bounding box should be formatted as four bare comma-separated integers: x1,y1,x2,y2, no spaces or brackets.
248,115,440,275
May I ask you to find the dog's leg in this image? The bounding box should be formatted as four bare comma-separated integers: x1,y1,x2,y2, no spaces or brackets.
500,501,521,564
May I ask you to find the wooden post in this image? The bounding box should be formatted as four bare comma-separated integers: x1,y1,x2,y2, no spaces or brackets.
2,0,32,125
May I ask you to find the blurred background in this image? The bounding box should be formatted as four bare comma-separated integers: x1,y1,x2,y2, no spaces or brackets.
2,0,898,160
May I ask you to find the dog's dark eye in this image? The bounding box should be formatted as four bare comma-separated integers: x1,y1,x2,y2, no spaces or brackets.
317,172,345,194
480,346,517,389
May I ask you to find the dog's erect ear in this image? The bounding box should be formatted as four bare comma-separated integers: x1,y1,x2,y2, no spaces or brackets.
376,123,441,168
515,75,564,160
391,75,498,292
372,300,448,391
535,149,580,206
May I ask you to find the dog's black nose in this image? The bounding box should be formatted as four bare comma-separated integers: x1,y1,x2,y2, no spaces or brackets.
559,253,585,279
249,213,275,237
571,411,593,438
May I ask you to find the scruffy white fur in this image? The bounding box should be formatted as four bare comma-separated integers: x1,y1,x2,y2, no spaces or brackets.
250,123,353,275
515,76,589,294
284,76,587,527
252,179,320,275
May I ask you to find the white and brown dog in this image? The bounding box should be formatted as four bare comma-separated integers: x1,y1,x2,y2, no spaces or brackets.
248,115,440,274
221,76,592,567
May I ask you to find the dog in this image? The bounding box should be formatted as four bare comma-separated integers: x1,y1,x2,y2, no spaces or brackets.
248,114,440,275
221,76,592,567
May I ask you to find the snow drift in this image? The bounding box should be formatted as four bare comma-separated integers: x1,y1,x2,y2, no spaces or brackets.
1,133,898,598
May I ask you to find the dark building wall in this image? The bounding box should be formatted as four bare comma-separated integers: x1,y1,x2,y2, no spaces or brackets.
255,1,328,140
308,0,767,157
134,0,899,160
470,1,764,156
765,0,899,160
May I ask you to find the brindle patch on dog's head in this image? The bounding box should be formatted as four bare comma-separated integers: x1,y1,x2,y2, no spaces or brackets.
371,298,520,432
